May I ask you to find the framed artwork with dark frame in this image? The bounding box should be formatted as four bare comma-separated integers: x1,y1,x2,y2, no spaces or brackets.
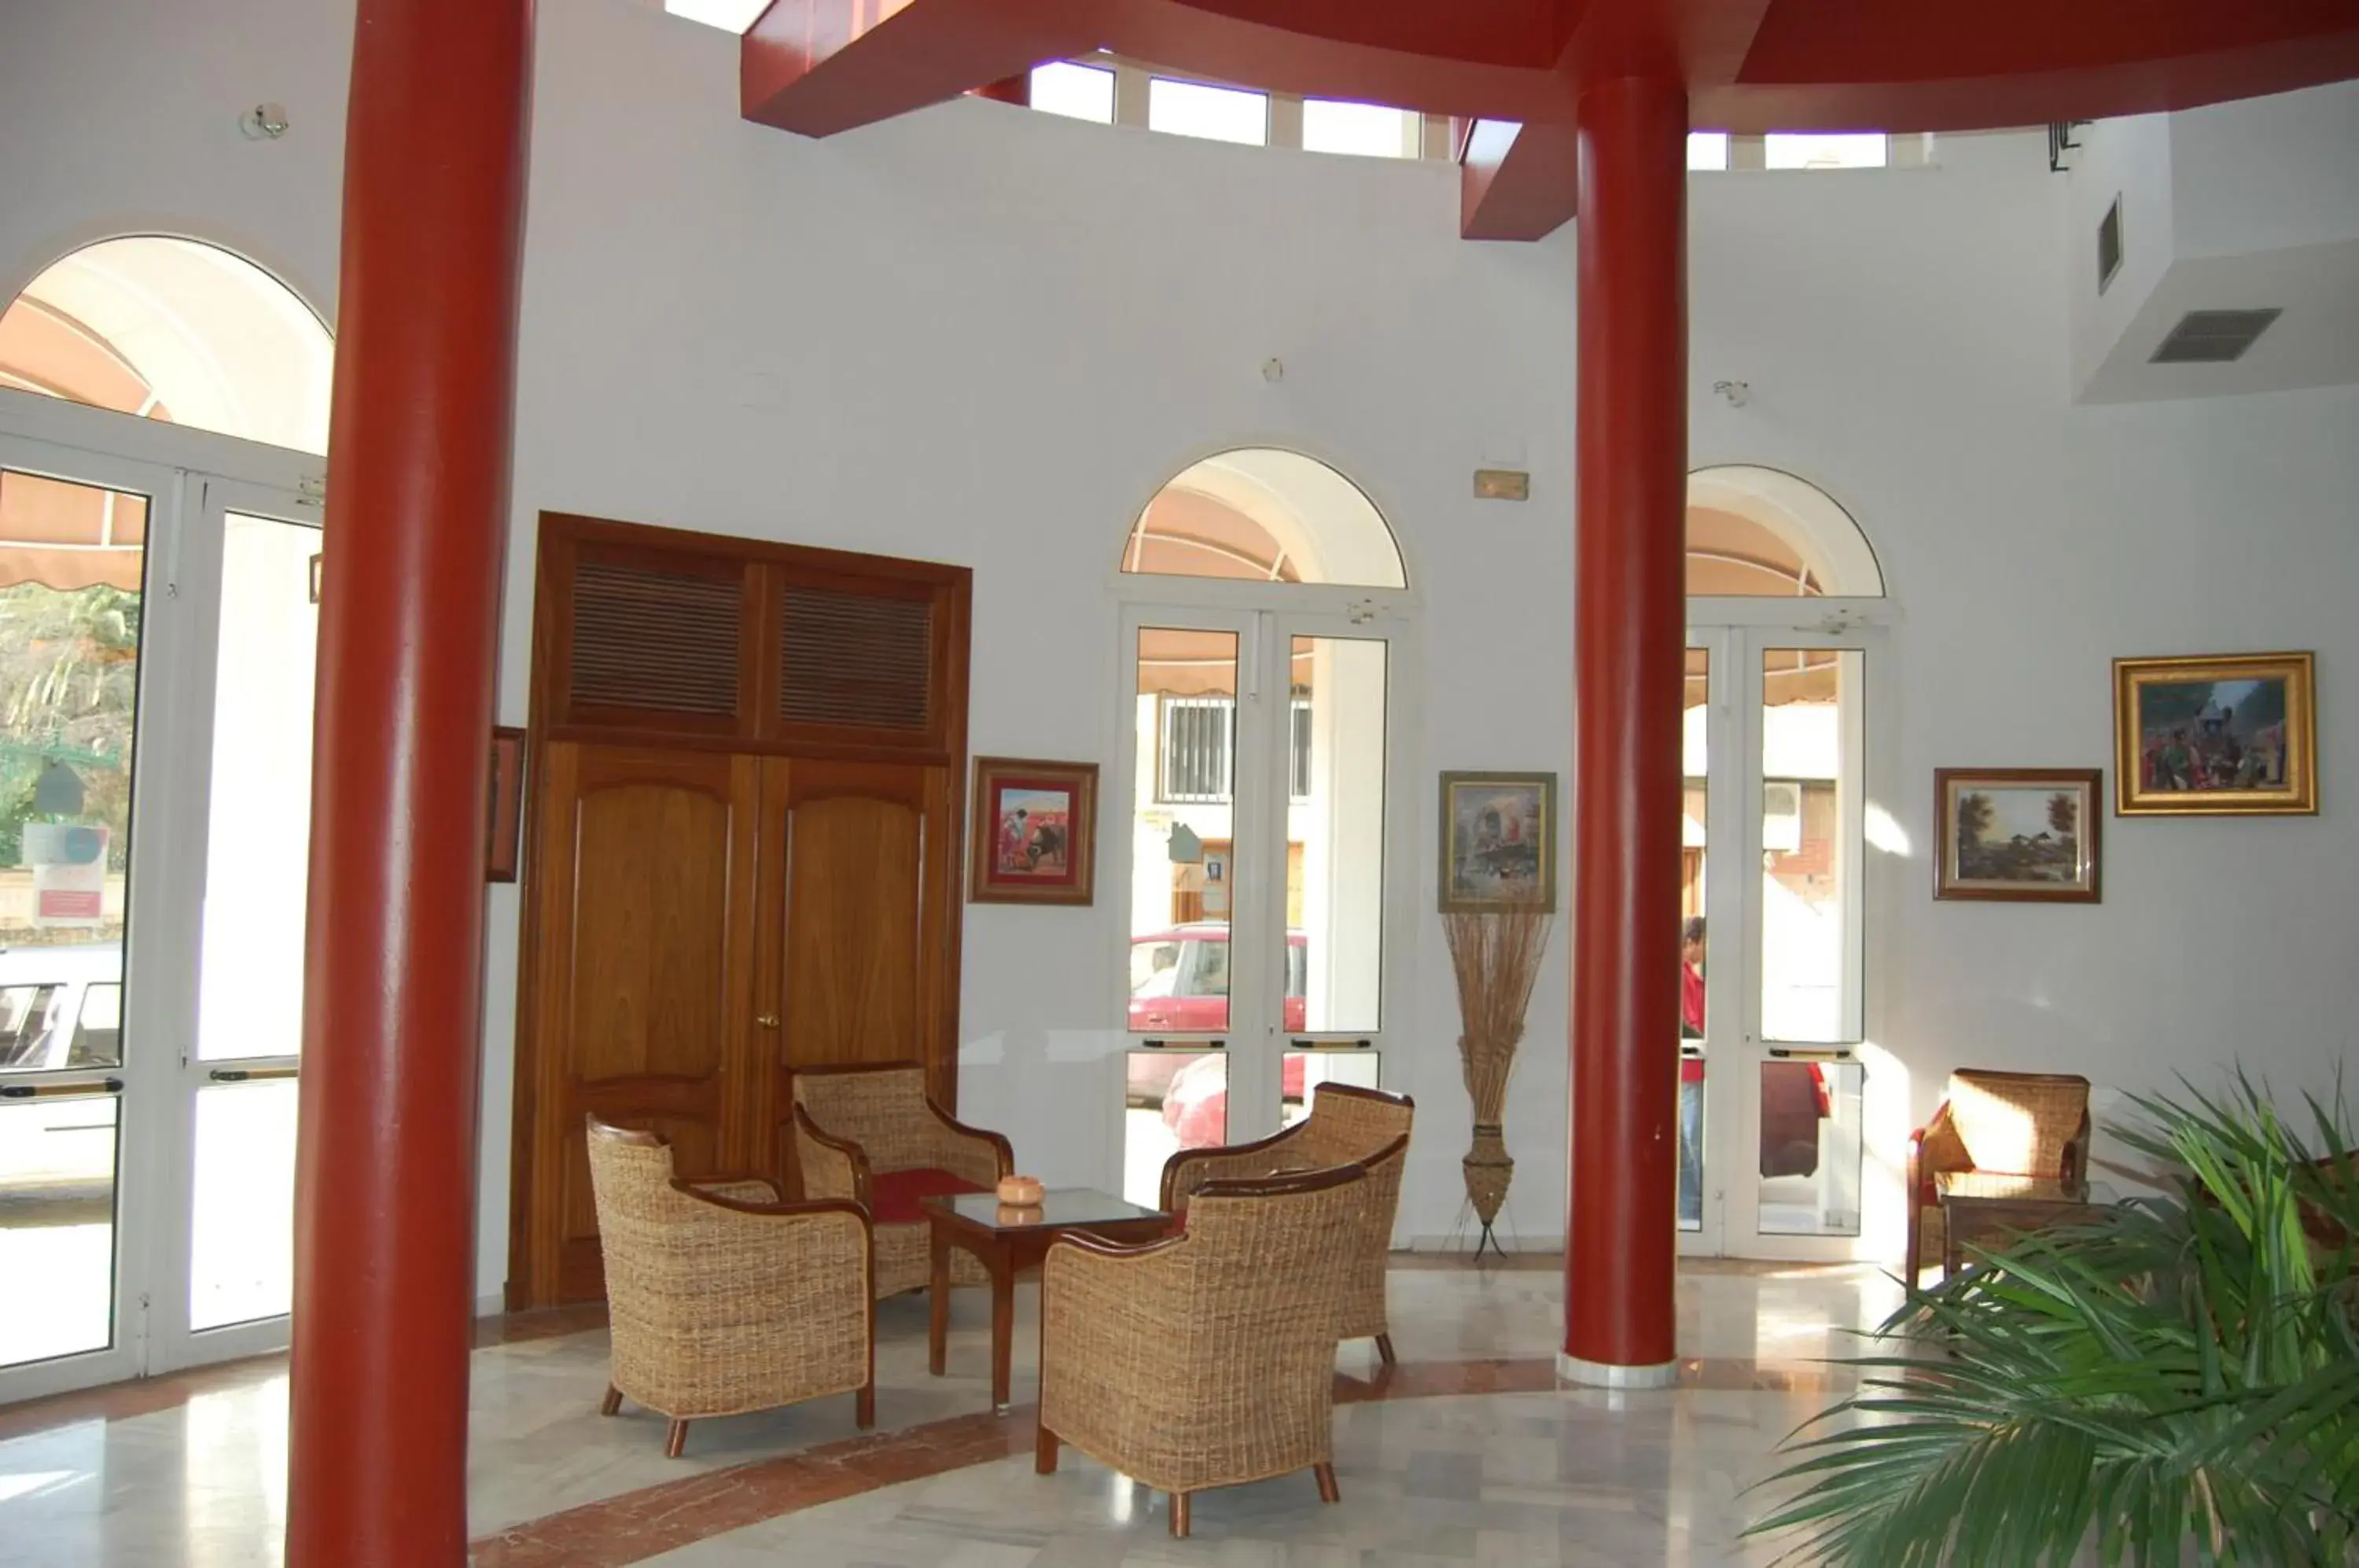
488,727,527,883
1934,767,2103,903
2113,651,2317,817
969,757,1098,906
1439,771,1557,913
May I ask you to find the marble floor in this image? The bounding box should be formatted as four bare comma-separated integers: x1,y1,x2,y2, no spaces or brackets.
0,1258,1904,1567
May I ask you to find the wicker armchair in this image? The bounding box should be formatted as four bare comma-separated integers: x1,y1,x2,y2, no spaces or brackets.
1160,1082,1413,1363
791,1062,1014,1297
1906,1070,2091,1279
584,1117,874,1457
1037,1162,1371,1538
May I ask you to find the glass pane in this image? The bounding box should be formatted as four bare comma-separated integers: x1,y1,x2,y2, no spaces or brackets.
0,467,143,1041
1148,78,1268,145
0,237,333,454
1678,648,1708,1231
1765,133,1887,170
1289,635,1384,1034
1760,648,1862,1043
1123,1049,1226,1208
1279,1049,1381,1128
1130,629,1236,1035
1686,132,1730,171
190,1080,298,1330
197,514,320,1061
1302,100,1415,158
1030,61,1113,123
1757,1058,1865,1236
1124,449,1406,590
0,1091,118,1368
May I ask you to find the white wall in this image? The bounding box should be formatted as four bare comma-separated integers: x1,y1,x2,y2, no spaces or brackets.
9,0,2359,1305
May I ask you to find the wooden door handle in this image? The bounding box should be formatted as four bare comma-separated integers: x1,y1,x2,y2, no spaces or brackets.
757,1014,781,1029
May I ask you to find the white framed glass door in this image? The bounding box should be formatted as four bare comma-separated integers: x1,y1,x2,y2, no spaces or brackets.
1115,605,1404,1204
0,427,321,1404
149,478,318,1372
1680,622,1884,1261
0,435,178,1403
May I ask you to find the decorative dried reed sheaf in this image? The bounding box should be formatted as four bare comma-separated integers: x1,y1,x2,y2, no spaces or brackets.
1443,904,1553,1233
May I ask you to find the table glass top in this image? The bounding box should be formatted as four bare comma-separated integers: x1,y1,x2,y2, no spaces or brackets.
1937,1172,2119,1206
924,1187,1167,1231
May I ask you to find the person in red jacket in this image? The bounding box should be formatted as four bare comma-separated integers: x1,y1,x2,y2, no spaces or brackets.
1678,917,1706,1225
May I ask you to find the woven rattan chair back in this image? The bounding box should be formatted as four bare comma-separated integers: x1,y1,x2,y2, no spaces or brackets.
1947,1070,2090,1176
792,1063,937,1172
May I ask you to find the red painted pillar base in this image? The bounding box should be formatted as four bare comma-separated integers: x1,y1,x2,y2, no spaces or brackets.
285,1,534,1562
1562,74,1687,1389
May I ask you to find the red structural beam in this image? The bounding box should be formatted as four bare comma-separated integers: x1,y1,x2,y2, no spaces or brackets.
742,0,2359,237
1459,120,1582,243
285,0,534,1561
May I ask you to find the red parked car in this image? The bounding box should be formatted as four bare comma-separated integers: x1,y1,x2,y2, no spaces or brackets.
1127,926,1308,1147
1127,924,1305,1034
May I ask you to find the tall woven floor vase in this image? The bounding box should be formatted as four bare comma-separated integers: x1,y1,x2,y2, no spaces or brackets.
1462,1121,1514,1257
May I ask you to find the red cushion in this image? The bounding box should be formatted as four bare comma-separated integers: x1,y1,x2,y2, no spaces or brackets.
868,1167,988,1225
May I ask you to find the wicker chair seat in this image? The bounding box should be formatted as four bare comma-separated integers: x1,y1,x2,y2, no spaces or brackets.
792,1062,1015,1299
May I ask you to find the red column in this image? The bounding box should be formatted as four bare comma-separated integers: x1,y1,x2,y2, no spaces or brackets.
973,72,1032,105
286,2,534,1562
1564,74,1686,1387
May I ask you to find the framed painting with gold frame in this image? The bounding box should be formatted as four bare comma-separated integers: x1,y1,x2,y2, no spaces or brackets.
968,757,1098,905
2113,652,2317,817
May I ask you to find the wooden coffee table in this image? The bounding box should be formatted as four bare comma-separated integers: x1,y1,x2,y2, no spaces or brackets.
922,1187,1171,1414
1937,1172,2119,1276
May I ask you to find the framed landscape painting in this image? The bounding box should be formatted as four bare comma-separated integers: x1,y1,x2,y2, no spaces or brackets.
1439,771,1556,913
2113,652,2317,816
969,757,1098,905
1934,768,2102,903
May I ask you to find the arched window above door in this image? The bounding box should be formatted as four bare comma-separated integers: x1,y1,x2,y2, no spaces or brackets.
1123,448,1407,591
1687,465,1882,599
0,237,333,456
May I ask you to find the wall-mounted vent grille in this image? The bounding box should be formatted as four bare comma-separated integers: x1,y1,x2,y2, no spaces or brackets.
2096,197,2123,294
779,587,933,731
569,558,742,716
2149,308,2282,365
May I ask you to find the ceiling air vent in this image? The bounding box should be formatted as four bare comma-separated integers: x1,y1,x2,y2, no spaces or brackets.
779,585,934,731
2148,308,2282,365
2096,197,2123,293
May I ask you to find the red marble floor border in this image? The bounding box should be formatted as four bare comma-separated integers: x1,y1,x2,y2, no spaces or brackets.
466,1353,1851,1566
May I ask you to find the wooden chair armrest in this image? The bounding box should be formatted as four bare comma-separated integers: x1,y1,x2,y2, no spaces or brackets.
923,1099,1016,1183
2060,1109,2092,1184
792,1103,871,1207
685,1172,783,1202
1159,1122,1310,1210
670,1183,874,1230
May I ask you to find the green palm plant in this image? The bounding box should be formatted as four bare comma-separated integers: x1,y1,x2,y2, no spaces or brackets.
1750,1073,2359,1566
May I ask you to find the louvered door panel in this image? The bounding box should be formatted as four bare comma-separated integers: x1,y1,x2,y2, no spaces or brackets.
767,569,958,756
546,531,753,738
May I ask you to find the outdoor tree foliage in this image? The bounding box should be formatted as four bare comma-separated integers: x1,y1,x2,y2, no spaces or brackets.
0,582,140,870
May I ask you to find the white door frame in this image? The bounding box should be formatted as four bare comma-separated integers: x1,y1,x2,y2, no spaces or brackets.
0,403,324,1403
1680,610,1897,1263
1106,598,1417,1185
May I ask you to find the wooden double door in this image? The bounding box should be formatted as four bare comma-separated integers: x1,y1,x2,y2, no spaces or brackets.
508,515,969,1307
